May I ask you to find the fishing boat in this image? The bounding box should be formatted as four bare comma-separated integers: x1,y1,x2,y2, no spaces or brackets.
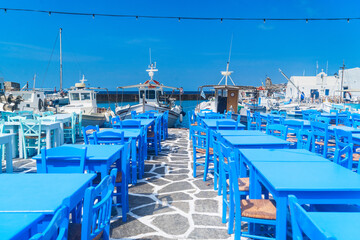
115,62,185,127
58,75,113,127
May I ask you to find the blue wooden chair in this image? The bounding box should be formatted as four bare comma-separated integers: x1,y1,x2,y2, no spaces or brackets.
111,116,121,129
1,111,17,121
246,110,257,130
205,112,224,119
255,112,267,131
30,205,69,240
63,112,77,144
309,113,320,122
120,120,141,129
77,169,117,240
289,195,336,240
334,128,359,166
19,119,46,158
336,111,351,126
188,110,198,140
219,143,249,235
316,116,330,124
216,120,238,130
162,111,169,140
302,109,319,120
225,110,233,119
334,143,353,170
210,131,221,192
228,156,276,240
8,116,26,122
139,127,147,176
297,130,313,151
39,146,87,173
284,120,304,147
32,113,41,120
75,111,83,137
266,124,288,140
82,125,99,144
147,117,161,155
93,131,124,145
200,109,212,113
191,126,214,180
311,121,335,158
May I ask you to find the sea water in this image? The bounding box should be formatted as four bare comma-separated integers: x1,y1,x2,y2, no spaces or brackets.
98,100,200,128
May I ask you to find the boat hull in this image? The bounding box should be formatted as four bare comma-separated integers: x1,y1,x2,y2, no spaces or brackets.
116,104,181,128
81,113,106,127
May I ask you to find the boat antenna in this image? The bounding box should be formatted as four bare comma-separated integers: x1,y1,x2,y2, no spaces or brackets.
218,34,235,86
340,61,346,103
60,28,63,90
146,49,158,81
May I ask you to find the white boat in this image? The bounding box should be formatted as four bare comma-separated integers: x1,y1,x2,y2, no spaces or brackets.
2,89,47,113
59,76,113,127
115,62,184,127
46,91,69,106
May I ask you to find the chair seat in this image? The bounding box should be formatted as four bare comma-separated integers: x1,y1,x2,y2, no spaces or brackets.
315,141,336,146
25,134,46,139
241,199,277,220
287,138,298,143
226,177,249,191
196,147,214,155
68,223,103,240
64,126,73,129
251,121,257,124
191,122,198,126
116,171,122,183
261,124,267,127
147,132,155,138
200,132,207,136
341,153,360,162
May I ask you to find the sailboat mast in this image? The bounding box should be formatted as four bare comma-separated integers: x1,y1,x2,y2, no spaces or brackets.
340,61,345,103
59,28,63,90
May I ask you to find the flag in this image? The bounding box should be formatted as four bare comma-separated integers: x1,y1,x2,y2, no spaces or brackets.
201,89,206,99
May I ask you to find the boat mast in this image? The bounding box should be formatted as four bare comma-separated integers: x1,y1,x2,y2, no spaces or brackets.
59,28,63,90
340,61,345,103
218,35,235,86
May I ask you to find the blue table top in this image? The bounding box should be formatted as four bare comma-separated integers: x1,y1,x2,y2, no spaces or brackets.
240,149,329,163
215,130,266,136
98,128,142,139
223,135,290,147
320,113,337,118
202,119,245,129
33,144,123,161
125,119,154,128
306,212,360,240
0,212,44,239
329,125,360,133
252,161,360,191
260,113,282,119
0,173,96,212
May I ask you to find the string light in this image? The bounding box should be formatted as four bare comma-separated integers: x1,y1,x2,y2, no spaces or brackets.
0,7,359,23
306,19,308,23
92,14,95,19
136,16,138,20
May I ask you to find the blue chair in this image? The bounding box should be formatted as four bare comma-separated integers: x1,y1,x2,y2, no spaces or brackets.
162,111,169,140
111,116,121,129
1,111,17,121
205,112,224,119
311,121,335,158
302,109,319,120
309,113,320,122
80,169,117,240
75,111,83,137
334,143,353,170
63,112,77,144
297,130,313,151
284,120,304,147
316,116,330,124
210,131,221,192
139,127,147,176
219,143,249,235
147,117,161,155
246,110,257,130
228,155,276,240
216,120,238,130
188,110,198,140
134,113,151,119
120,120,141,129
191,126,214,181
336,111,351,126
19,119,46,158
30,205,69,240
82,125,99,144
93,131,124,145
200,109,212,113
225,110,233,119
8,116,26,122
334,128,359,166
32,113,41,120
130,111,137,118
255,112,266,131
266,124,288,140
279,111,287,118
39,146,87,173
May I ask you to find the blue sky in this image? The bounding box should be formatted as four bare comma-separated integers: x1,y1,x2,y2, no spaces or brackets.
0,0,359,90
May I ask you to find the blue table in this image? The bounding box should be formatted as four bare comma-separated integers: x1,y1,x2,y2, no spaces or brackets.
320,113,337,121
283,119,311,129
123,119,154,129
260,113,282,119
201,119,245,130
215,130,266,136
223,135,290,149
94,128,143,184
250,161,360,240
301,212,360,240
352,133,360,145
0,173,95,213
0,212,45,239
33,144,123,181
329,125,360,134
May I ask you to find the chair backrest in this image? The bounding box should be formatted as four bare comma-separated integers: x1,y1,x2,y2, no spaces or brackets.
284,120,304,134
267,115,274,125
42,111,54,117
191,126,209,150
163,111,169,123
334,128,353,149
40,146,87,173
18,110,33,116
310,121,329,155
219,141,234,172
1,111,17,121
308,113,320,122
120,120,141,129
20,119,42,138
337,111,351,126
352,113,360,127
82,125,100,144
211,131,222,159
266,124,288,140
30,205,69,240
216,120,238,130
111,116,121,126
82,169,117,240
33,113,41,120
288,195,336,240
316,116,330,124
93,131,125,145
334,143,353,170
131,111,137,119
8,116,26,122
134,113,150,119
297,130,313,151
279,111,287,117
205,112,224,119
38,116,57,122
225,111,233,119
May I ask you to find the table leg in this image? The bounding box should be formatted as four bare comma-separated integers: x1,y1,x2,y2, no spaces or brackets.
19,128,24,158
46,129,51,149
5,139,13,173
276,197,287,240
60,122,64,145
131,139,137,184
7,127,17,157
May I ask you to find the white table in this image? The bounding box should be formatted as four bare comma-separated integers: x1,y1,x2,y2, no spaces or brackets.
42,113,72,144
4,122,61,158
0,133,14,173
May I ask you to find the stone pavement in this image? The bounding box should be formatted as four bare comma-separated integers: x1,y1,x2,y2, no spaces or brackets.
4,128,242,239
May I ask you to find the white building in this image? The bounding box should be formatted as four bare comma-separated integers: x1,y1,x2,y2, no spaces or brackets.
340,67,360,100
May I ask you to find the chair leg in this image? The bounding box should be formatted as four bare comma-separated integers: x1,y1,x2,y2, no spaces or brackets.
203,153,210,181
221,174,227,224
228,190,235,234
193,151,197,178
213,156,218,190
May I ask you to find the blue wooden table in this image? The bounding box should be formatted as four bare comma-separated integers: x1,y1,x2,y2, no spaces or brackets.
0,212,45,239
33,144,123,180
352,133,360,144
0,173,95,213
215,130,266,136
94,128,143,184
300,212,360,240
250,161,360,240
123,119,154,129
201,119,245,130
320,113,337,120
328,125,360,134
223,135,290,149
283,119,311,129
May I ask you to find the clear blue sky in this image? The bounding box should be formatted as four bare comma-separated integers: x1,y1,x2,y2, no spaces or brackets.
0,0,359,90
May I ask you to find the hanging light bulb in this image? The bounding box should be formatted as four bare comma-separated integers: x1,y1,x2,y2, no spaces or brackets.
263,19,266,23
221,18,223,23
48,11,51,16
178,17,181,22
136,16,138,20
306,19,308,23
4,8,7,13
347,18,350,23
92,14,95,19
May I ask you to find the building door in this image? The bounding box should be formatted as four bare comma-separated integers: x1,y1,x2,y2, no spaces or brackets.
227,89,239,113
